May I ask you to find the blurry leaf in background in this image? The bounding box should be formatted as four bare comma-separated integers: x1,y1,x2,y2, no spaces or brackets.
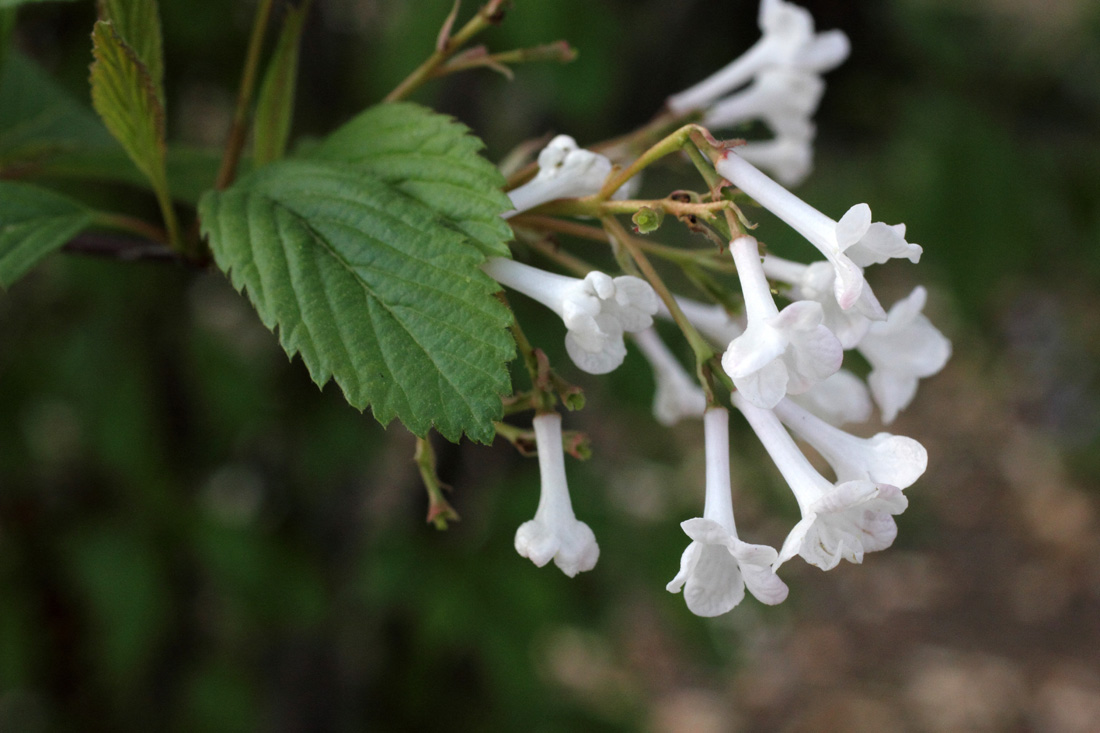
0,180,91,287
31,145,226,205
0,53,116,167
199,157,514,442
96,0,164,106
89,20,168,196
253,3,308,166
311,101,515,258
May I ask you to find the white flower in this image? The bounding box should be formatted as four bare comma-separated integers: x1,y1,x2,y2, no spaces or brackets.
773,398,927,488
732,393,908,571
762,254,884,345
736,134,814,187
658,297,744,348
482,257,658,374
514,412,599,577
633,328,707,426
788,369,873,426
716,152,920,310
703,66,823,139
857,286,952,423
722,236,842,409
666,0,849,115
504,135,613,217
667,407,788,615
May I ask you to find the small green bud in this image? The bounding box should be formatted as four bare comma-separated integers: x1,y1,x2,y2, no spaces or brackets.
632,206,664,234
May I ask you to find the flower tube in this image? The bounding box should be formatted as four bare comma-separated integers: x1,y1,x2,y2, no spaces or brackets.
722,236,842,408
667,407,788,615
514,412,600,577
633,328,707,426
482,258,659,374
716,152,921,310
773,398,927,487
732,393,908,571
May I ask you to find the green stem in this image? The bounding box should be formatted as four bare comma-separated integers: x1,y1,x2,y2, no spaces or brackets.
516,233,592,277
538,196,729,220
149,175,186,256
601,215,715,379
415,436,459,530
599,124,704,199
506,300,554,414
437,40,576,76
594,108,695,161
92,211,168,244
216,0,275,190
383,0,506,102
512,215,735,273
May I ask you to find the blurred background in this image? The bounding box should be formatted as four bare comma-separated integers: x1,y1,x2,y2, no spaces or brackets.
2,0,1100,730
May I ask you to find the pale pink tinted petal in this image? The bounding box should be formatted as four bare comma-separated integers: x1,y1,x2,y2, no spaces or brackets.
835,203,872,250
682,544,746,617
868,368,919,424
784,324,843,393
722,324,788,378
734,358,790,409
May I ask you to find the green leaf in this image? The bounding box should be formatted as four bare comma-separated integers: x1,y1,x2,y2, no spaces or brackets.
0,181,92,287
89,20,167,195
0,52,117,167
97,0,165,104
253,4,307,166
199,159,514,442
311,102,514,258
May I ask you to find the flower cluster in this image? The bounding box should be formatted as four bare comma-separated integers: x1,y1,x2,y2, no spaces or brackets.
667,0,850,185
481,0,950,618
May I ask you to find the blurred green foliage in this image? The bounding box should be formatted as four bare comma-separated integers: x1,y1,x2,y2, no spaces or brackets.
1,0,1099,730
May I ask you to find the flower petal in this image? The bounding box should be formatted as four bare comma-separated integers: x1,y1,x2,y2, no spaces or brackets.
835,203,872,250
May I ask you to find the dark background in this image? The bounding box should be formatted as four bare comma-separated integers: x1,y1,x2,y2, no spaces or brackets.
2,0,1100,730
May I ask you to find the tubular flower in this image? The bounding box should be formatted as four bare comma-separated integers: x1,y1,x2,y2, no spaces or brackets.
666,0,849,115
514,413,599,577
482,257,658,374
716,151,919,311
667,407,788,615
504,135,612,218
857,286,952,423
633,328,707,426
773,398,927,487
732,393,908,571
722,236,842,409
